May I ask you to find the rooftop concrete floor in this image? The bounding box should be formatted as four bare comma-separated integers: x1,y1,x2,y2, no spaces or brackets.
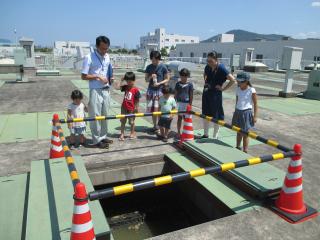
0,68,319,239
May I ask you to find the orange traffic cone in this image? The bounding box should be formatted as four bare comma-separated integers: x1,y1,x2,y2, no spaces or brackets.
71,182,95,240
49,114,64,159
271,144,318,223
180,105,194,144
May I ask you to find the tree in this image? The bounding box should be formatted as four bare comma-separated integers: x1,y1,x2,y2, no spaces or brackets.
160,47,168,57
131,49,138,55
121,48,128,54
170,45,176,51
34,46,53,53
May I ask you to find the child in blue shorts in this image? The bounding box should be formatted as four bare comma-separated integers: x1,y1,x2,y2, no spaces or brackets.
158,86,177,142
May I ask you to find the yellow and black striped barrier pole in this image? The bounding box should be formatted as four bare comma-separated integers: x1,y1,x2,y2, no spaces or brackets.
192,111,292,152
88,151,297,201
58,109,292,152
59,110,187,124
56,124,81,188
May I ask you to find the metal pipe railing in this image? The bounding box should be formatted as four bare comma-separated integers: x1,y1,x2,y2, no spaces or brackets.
192,111,292,152
59,110,186,124
88,151,297,201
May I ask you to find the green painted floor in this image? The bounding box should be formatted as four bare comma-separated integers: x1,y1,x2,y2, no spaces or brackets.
259,97,320,115
71,79,121,108
0,111,69,143
254,84,282,92
0,110,153,143
58,69,77,75
0,73,16,80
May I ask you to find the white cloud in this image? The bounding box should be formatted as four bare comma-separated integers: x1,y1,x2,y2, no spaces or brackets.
311,1,320,7
295,31,320,39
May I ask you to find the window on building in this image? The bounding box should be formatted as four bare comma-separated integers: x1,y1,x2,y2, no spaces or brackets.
165,39,169,42
203,52,207,58
314,56,320,61
246,52,252,62
23,45,32,58
256,54,263,62
182,40,185,42
191,40,194,43
217,53,222,58
179,52,183,57
190,52,194,57
175,39,179,42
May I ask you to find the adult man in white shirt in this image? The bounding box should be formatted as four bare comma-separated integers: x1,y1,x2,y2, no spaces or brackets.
81,36,113,148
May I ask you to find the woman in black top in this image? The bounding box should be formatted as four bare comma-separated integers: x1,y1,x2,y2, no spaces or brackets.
201,51,236,139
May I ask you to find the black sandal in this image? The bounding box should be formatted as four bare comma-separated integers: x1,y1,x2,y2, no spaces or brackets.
200,135,209,139
102,138,113,144
97,142,109,149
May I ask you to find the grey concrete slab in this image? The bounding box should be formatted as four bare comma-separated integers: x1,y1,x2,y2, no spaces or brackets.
0,77,78,114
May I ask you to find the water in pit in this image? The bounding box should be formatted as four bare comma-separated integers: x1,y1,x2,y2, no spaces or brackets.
97,179,230,240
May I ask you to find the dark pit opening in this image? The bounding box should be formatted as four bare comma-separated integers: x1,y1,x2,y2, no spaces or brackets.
95,173,234,240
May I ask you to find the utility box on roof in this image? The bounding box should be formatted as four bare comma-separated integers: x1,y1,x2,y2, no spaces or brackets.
230,54,240,68
13,48,27,66
281,46,303,70
304,70,320,100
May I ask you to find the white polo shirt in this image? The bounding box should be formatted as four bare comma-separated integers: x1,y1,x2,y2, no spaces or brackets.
236,87,256,110
81,50,111,89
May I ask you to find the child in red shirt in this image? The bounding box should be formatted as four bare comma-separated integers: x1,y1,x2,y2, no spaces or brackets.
116,72,141,141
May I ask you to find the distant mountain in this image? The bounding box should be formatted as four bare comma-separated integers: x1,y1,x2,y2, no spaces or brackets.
0,38,12,44
202,29,291,43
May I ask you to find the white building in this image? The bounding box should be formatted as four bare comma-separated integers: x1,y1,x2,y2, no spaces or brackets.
170,39,320,69
54,41,90,56
0,37,35,67
216,34,235,43
140,28,199,51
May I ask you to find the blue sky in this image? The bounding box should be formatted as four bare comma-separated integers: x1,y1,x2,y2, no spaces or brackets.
1,0,319,47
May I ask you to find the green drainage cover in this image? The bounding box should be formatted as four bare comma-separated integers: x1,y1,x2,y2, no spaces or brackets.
166,152,259,213
0,173,29,240
184,139,285,197
26,156,111,240
0,111,69,143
